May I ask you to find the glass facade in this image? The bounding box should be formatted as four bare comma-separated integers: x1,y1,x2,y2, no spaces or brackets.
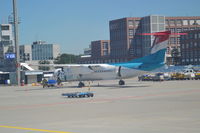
138,15,165,56
32,43,53,60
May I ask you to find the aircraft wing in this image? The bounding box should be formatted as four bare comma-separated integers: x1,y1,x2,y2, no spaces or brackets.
53,64,99,75
32,63,108,75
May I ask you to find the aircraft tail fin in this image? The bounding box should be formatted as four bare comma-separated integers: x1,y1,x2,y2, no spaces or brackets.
129,31,171,71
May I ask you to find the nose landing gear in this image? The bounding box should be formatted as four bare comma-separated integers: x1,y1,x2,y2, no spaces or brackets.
78,81,85,88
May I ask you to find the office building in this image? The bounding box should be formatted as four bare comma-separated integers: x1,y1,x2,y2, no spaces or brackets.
132,15,165,57
165,16,200,64
91,40,110,58
109,17,140,58
19,45,32,62
78,40,110,64
180,30,200,65
83,44,91,56
110,16,165,59
32,41,60,61
109,16,200,64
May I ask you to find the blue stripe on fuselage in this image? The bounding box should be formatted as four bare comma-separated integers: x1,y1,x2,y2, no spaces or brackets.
109,49,166,71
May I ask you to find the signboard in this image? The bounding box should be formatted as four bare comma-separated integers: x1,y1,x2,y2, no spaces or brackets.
5,53,16,59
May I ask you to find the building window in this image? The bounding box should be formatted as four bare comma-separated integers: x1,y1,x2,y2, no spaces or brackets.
103,51,108,56
183,28,189,31
158,16,165,23
177,37,180,44
189,42,193,48
1,35,10,40
176,20,182,26
128,20,134,27
135,20,140,26
186,43,189,48
196,20,200,25
182,44,185,49
194,42,197,47
170,28,175,33
152,24,158,31
103,42,108,49
129,29,134,36
129,38,133,45
169,20,175,26
165,20,169,26
1,25,9,30
176,28,182,33
194,34,198,39
183,20,188,25
189,20,195,25
170,37,176,44
159,24,165,31
189,34,193,39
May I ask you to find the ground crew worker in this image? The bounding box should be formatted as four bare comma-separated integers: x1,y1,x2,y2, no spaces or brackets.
42,78,47,88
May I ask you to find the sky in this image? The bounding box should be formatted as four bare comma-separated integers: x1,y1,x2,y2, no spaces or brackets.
0,0,200,55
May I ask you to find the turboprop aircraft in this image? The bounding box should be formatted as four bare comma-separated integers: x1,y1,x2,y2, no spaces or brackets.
51,31,175,87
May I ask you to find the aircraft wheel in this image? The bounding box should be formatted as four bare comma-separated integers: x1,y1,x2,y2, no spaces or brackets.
119,80,125,85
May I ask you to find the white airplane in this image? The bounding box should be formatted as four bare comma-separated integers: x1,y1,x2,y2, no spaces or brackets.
51,31,171,87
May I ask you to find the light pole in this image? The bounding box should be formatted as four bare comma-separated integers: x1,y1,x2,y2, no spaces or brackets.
12,0,20,85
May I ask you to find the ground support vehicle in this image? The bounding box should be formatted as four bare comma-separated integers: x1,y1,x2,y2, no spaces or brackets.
138,74,153,81
152,73,164,81
183,69,195,80
62,92,94,98
43,80,57,87
195,72,200,80
170,73,185,80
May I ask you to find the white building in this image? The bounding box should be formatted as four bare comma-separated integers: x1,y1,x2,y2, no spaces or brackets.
0,24,13,46
0,24,14,60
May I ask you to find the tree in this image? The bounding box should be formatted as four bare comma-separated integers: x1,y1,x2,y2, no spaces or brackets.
54,54,80,64
38,60,50,71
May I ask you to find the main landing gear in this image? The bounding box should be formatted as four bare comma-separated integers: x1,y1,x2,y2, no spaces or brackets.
119,79,125,85
78,81,85,88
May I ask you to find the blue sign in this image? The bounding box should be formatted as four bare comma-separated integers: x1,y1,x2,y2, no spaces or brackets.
5,53,16,59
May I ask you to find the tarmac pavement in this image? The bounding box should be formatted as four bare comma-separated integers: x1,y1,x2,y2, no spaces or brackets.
0,78,200,133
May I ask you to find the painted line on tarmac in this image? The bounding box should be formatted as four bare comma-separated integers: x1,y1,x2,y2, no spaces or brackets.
0,89,200,110
0,125,73,133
